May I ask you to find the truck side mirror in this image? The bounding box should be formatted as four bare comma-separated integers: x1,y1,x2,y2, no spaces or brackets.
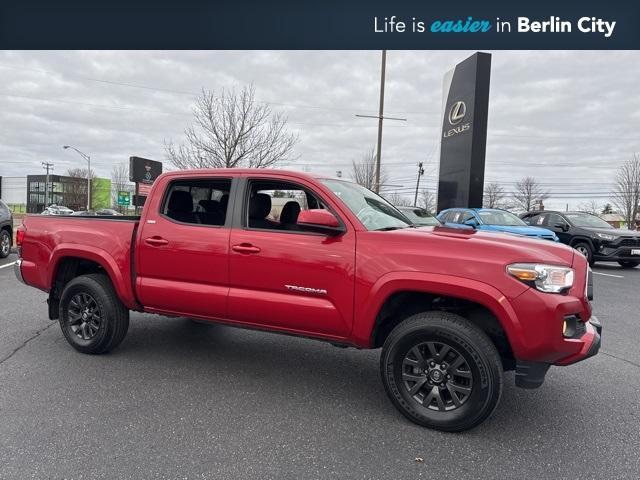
554,223,568,232
298,209,345,236
463,218,478,228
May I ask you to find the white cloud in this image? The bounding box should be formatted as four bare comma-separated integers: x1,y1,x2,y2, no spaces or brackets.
0,50,638,210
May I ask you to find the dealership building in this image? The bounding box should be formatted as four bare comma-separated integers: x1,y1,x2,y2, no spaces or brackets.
0,175,112,213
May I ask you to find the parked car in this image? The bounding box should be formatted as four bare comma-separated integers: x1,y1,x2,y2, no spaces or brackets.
438,208,558,241
521,210,640,267
15,169,601,431
71,209,123,216
42,205,74,215
0,199,13,258
396,206,441,227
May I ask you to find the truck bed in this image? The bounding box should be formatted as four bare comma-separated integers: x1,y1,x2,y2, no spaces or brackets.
19,214,140,308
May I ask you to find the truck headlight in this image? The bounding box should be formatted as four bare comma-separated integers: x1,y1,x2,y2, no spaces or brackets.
596,232,617,241
507,263,574,293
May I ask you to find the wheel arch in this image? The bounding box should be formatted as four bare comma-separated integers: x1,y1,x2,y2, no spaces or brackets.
355,272,524,368
48,246,136,319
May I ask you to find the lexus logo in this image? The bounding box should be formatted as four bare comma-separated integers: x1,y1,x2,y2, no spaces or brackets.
448,101,466,125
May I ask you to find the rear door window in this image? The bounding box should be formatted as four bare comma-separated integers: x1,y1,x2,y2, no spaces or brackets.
162,178,232,226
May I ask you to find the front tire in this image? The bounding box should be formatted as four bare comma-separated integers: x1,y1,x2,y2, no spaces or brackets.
618,260,640,268
0,229,11,258
380,311,503,432
573,242,594,266
59,274,129,354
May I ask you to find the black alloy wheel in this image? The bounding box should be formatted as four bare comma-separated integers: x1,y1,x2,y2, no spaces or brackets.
380,311,503,432
401,341,473,412
67,292,103,340
0,230,10,258
59,274,129,354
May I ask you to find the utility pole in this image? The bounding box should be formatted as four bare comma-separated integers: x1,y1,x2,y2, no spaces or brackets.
374,50,386,194
355,50,406,193
413,162,425,206
41,161,54,208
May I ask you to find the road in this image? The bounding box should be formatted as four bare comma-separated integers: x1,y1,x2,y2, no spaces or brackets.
1,253,639,479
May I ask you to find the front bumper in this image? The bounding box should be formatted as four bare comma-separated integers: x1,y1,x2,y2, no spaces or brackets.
594,239,640,261
515,316,602,389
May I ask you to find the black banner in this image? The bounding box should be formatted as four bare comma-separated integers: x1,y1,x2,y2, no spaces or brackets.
437,52,491,212
0,1,637,49
129,157,163,185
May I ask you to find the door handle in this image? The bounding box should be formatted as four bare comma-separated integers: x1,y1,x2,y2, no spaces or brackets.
232,243,261,254
145,236,169,246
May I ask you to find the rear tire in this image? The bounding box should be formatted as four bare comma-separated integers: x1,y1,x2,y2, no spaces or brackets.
380,311,503,432
573,242,594,266
0,229,11,258
618,260,640,268
59,274,129,354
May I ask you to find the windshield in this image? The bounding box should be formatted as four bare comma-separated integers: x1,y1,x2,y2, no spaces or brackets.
399,208,440,226
478,210,527,226
565,213,613,229
321,179,412,230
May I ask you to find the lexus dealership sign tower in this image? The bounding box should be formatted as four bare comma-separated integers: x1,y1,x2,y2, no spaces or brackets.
437,52,491,212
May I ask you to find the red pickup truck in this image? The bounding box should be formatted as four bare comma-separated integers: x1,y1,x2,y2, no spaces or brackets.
14,169,601,431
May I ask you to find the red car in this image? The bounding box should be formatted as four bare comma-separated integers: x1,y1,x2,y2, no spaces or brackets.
14,169,601,431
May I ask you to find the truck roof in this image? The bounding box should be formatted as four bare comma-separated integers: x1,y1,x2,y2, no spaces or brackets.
158,168,340,182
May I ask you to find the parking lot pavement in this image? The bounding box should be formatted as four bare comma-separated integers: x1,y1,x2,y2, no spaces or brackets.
1,262,639,479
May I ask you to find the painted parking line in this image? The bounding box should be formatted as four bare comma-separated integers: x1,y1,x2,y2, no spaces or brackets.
0,261,16,270
592,271,624,278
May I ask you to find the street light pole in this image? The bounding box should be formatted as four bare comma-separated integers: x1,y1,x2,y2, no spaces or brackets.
62,145,91,211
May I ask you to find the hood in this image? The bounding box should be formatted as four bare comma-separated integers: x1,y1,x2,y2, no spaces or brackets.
358,226,578,301
479,224,556,237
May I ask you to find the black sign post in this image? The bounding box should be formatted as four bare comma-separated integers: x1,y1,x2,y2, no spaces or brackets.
129,156,162,214
436,52,491,212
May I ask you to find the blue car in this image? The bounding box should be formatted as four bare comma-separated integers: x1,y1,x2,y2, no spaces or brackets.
437,208,558,241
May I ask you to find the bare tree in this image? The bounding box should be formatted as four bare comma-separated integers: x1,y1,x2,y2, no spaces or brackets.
512,177,550,212
384,192,412,207
67,167,95,179
165,86,298,170
577,199,602,215
351,148,388,190
611,154,640,228
65,168,95,210
111,163,132,211
419,189,436,212
483,182,506,208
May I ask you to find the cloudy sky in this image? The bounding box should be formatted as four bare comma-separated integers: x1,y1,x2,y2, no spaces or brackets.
1,50,639,210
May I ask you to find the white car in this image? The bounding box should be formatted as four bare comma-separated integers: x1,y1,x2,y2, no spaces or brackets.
42,205,74,215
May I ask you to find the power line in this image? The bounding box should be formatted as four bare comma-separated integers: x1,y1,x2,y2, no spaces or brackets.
2,87,640,144
0,63,439,116
0,92,193,116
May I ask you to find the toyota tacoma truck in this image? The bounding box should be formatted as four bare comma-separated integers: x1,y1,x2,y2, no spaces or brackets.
14,169,601,431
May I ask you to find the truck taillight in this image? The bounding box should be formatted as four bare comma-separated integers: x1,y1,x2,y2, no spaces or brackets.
16,227,25,247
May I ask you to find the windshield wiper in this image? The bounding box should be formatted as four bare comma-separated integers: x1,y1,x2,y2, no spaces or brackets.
373,225,412,231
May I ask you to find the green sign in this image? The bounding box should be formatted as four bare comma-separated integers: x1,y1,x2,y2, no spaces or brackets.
117,191,131,206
